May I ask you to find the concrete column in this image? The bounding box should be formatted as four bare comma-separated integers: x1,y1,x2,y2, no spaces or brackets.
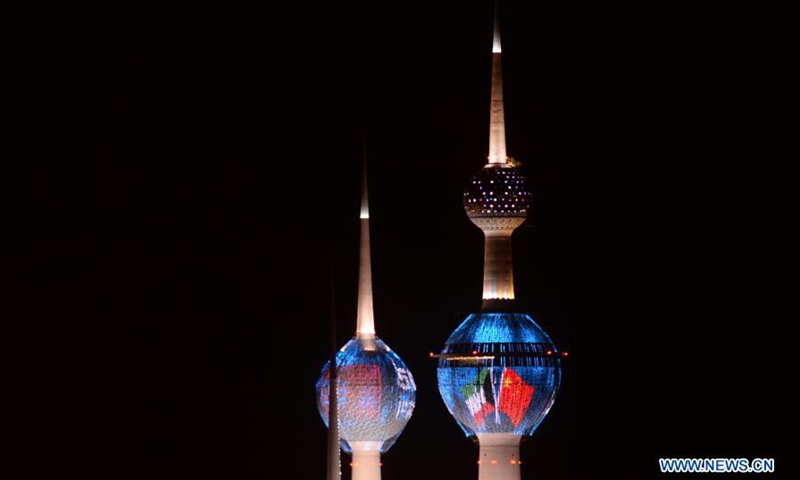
477,434,522,480
326,364,341,480
482,232,515,300
350,441,382,480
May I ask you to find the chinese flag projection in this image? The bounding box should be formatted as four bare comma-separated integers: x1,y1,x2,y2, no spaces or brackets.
497,368,534,427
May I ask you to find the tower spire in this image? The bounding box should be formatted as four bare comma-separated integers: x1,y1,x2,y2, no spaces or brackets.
360,142,369,220
488,0,507,165
492,0,502,54
356,140,376,337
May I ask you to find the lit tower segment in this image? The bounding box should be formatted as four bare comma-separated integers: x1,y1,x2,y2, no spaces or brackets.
437,4,562,480
466,3,530,307
317,160,416,480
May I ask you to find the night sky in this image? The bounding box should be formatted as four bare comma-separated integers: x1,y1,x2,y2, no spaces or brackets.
8,1,794,478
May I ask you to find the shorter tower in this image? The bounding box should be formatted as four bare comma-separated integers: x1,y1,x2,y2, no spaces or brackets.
317,160,416,480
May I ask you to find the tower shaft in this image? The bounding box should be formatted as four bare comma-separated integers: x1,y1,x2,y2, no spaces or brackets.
477,434,522,480
482,233,515,301
326,368,341,480
350,442,382,480
470,216,525,305
327,271,341,480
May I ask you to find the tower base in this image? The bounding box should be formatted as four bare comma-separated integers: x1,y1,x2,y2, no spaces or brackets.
477,433,522,480
350,441,382,480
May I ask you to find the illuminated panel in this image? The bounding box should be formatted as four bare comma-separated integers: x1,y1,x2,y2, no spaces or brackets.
333,365,382,419
437,313,561,437
464,166,531,218
497,368,534,427
316,336,416,453
461,368,495,427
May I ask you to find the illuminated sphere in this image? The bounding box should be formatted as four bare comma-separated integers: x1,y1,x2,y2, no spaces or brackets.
316,336,416,453
437,313,561,437
463,165,531,219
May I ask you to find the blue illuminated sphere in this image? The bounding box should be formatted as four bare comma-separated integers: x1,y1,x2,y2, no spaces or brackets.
316,336,416,453
437,312,561,437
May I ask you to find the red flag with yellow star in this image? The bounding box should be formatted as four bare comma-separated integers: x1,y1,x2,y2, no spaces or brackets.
497,368,534,427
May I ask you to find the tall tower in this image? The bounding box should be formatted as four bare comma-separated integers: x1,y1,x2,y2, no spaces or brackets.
317,157,417,480
436,3,562,480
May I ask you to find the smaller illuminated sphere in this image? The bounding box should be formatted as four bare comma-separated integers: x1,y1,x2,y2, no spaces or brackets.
316,336,416,453
463,164,531,219
437,313,561,437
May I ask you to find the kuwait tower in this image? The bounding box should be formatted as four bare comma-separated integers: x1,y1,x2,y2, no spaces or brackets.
435,3,563,480
316,158,416,480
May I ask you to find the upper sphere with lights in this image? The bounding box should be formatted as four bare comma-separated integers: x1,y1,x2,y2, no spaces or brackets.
464,164,531,232
316,335,416,453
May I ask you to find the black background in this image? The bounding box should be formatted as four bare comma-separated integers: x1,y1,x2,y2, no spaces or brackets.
7,0,794,478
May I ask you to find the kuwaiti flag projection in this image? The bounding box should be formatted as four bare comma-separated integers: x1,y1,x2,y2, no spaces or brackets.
497,368,535,427
462,368,496,427
460,367,535,429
